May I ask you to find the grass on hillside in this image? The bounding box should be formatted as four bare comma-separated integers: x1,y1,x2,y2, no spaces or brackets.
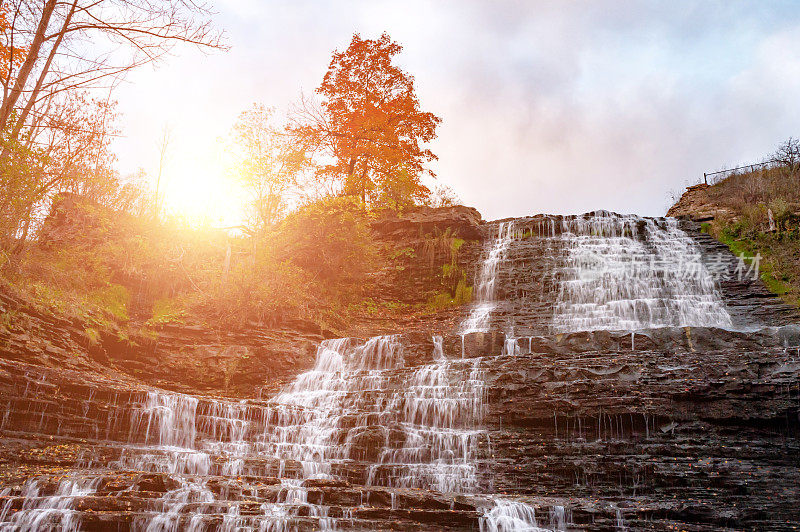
1,196,478,344
698,161,800,307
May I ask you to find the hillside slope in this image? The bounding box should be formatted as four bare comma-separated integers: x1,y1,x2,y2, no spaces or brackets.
669,178,800,308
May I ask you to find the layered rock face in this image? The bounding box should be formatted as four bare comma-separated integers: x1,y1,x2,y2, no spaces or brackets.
0,210,798,531
665,184,733,222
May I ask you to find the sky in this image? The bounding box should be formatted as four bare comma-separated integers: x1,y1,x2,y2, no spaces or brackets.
112,0,800,223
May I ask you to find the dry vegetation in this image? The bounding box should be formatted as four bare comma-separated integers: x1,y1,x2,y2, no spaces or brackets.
1,22,466,338
2,194,385,337
700,138,800,305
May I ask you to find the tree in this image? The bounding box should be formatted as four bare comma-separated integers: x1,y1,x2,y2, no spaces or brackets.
232,103,306,234
0,0,223,259
275,196,378,292
0,92,119,253
154,125,172,218
290,33,441,208
0,4,28,81
774,137,800,175
427,183,461,207
0,0,222,146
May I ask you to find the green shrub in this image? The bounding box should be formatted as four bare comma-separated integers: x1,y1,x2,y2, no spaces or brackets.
147,297,188,326
274,196,379,298
91,284,130,322
453,277,473,304
5,192,393,334
426,276,473,310
194,256,314,328
84,327,100,345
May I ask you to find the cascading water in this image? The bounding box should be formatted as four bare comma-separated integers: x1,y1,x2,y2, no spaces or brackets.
1,211,732,531
468,213,733,531
480,499,544,532
462,221,516,333
552,213,732,332
268,335,487,494
0,214,552,531
454,221,545,530
0,338,492,530
0,477,99,531
120,333,486,530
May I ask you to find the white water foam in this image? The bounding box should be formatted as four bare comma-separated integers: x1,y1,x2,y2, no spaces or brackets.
0,477,99,531
553,214,732,332
462,221,516,333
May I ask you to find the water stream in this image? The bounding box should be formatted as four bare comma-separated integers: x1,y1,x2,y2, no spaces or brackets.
461,221,516,333
552,214,731,332
0,212,735,531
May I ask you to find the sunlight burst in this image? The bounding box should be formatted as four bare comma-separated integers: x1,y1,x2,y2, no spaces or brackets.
156,131,245,228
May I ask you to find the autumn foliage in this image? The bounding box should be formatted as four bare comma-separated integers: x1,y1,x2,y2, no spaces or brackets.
0,6,27,80
291,33,441,209
1,27,456,333
0,0,221,262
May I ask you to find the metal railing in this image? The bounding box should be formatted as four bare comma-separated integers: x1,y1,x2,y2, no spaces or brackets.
702,159,780,185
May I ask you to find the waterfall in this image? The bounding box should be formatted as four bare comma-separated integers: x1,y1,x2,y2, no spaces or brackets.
0,335,492,530
4,211,730,530
462,221,516,333
614,505,627,531
480,499,544,532
552,213,732,332
433,334,445,361
0,478,99,531
457,222,544,531
269,335,486,493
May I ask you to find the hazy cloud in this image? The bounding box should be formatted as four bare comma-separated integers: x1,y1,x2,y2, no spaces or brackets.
112,0,800,221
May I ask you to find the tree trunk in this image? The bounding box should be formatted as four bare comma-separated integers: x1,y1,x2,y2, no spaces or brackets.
8,202,34,263
0,0,58,133
223,243,231,283
5,0,77,152
360,163,368,207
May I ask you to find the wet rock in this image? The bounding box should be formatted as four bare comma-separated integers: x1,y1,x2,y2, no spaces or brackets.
133,472,180,493
301,478,350,489
371,205,484,241
777,323,800,346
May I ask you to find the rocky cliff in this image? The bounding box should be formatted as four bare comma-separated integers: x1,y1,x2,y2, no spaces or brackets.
666,184,735,222
0,209,798,531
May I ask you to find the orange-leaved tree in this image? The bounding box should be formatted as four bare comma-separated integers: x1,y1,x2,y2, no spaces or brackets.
0,4,28,82
290,33,441,209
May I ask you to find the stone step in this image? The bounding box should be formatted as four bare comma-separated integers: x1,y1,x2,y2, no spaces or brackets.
0,481,487,530
1,510,467,532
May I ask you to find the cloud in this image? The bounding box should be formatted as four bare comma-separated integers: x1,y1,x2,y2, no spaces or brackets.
111,0,800,221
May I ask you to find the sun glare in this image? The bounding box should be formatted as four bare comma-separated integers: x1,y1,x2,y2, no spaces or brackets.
155,130,245,229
